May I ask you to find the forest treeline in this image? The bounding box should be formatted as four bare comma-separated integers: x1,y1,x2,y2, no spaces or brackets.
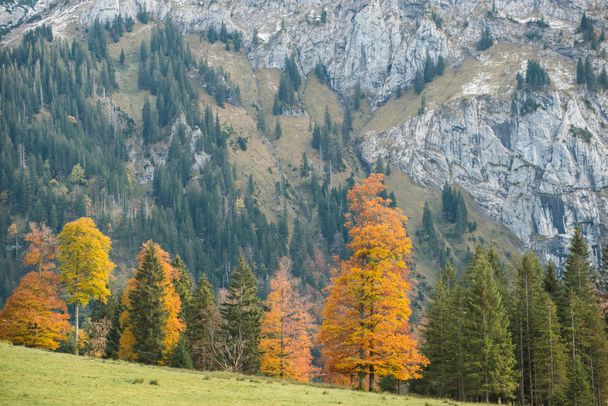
420,229,608,405
1,174,607,406
0,175,427,388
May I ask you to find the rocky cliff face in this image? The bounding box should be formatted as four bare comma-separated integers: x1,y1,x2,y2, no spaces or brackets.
361,89,608,262
2,0,607,261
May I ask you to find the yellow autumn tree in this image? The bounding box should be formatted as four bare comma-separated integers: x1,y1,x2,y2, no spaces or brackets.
259,257,315,381
118,241,185,364
319,173,428,391
0,271,70,349
57,217,115,355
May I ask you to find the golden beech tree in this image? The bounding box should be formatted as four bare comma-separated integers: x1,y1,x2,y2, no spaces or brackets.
23,222,58,272
0,271,70,350
118,241,185,363
57,217,115,355
319,173,428,391
259,257,315,381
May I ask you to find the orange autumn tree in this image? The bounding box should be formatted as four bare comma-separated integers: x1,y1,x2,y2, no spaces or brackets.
23,222,58,272
118,241,185,364
319,173,428,391
0,271,70,349
259,257,315,381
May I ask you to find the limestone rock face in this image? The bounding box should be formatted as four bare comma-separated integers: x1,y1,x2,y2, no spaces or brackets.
360,90,608,260
2,0,607,261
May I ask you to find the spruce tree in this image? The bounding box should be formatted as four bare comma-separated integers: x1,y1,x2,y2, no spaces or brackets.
104,295,124,359
323,106,333,133
272,95,281,115
512,252,567,405
560,228,608,405
436,55,445,76
256,107,267,135
354,81,362,110
142,96,158,144
584,58,597,89
463,247,517,402
598,245,608,295
218,258,262,373
207,26,218,43
188,273,219,370
535,291,568,405
128,242,168,364
566,348,593,405
414,71,425,94
562,228,594,296
454,193,468,237
486,246,508,302
171,336,193,369
477,26,494,51
544,260,561,303
289,218,307,278
300,153,309,177
421,201,437,243
599,68,608,90
578,12,597,46
525,59,550,91
274,119,282,139
423,51,435,83
171,256,193,320
421,264,460,398
342,106,352,140
311,124,321,149
576,58,585,85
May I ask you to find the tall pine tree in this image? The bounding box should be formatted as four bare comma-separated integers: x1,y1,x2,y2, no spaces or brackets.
119,241,185,364
124,242,168,364
171,255,193,320
421,264,461,398
217,258,262,373
512,252,566,405
188,273,220,370
559,228,608,406
462,247,517,403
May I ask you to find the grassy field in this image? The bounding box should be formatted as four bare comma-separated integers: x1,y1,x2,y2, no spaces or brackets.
0,343,491,406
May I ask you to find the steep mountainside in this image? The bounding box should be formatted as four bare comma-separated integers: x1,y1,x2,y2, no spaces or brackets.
0,0,606,296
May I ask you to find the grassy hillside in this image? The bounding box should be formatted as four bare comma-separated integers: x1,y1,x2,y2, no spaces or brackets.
0,343,490,406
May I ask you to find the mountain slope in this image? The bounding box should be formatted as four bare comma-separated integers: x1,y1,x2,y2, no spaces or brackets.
0,0,606,299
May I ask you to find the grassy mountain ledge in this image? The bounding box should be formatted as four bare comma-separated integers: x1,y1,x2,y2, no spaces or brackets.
0,343,488,406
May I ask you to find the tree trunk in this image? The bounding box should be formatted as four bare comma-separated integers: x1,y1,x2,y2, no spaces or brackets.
368,365,374,392
75,304,79,356
358,372,364,391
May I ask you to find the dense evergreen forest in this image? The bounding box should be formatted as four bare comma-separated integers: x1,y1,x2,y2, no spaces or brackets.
0,21,335,303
